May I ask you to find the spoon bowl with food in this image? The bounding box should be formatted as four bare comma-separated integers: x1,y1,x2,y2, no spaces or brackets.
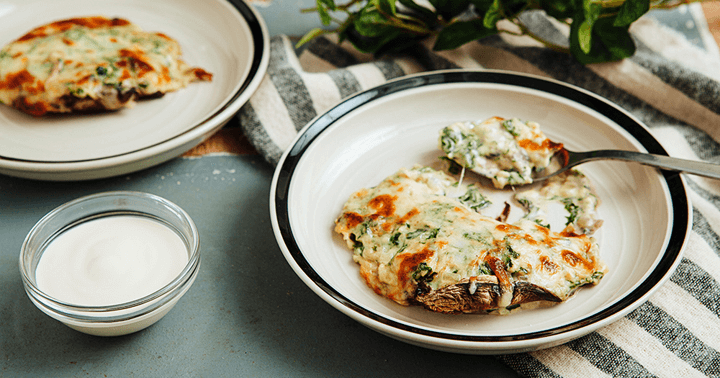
439,116,720,187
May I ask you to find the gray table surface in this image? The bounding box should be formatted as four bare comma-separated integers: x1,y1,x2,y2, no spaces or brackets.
0,156,519,377
1,2,706,376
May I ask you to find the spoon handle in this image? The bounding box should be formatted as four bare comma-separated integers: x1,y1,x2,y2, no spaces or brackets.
576,150,720,179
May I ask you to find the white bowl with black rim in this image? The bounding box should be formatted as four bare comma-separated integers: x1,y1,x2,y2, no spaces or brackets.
269,70,690,354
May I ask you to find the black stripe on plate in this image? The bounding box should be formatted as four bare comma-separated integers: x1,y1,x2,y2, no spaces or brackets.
273,70,689,343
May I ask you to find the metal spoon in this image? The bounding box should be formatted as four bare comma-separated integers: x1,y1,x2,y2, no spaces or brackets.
532,147,720,181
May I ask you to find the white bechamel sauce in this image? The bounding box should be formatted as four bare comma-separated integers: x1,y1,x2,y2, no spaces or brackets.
35,216,189,307
515,169,603,235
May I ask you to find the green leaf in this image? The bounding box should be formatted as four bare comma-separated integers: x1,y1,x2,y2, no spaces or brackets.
583,0,601,24
304,0,646,64
398,0,438,23
483,0,503,29
316,0,334,25
498,0,531,18
470,0,495,13
412,262,435,283
458,185,492,211
595,17,636,56
539,0,577,19
296,28,332,47
577,19,593,53
354,7,393,37
375,0,397,15
576,0,601,54
569,14,636,64
614,0,650,27
433,19,497,50
318,0,336,9
344,23,404,54
428,0,471,20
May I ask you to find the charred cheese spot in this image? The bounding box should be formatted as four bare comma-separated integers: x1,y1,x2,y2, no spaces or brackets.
496,223,520,233
192,68,213,81
14,97,49,117
518,233,540,245
368,194,396,218
0,16,212,116
396,208,419,225
396,247,434,289
0,69,35,90
17,17,131,42
561,250,595,272
342,212,364,229
539,255,559,274
518,138,563,152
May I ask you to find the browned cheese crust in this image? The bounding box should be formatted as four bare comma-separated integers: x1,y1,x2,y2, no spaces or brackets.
0,16,212,116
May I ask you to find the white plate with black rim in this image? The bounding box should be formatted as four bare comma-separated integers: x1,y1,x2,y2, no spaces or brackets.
0,0,268,181
270,70,690,354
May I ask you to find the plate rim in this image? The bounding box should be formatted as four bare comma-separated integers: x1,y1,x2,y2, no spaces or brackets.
0,0,269,179
270,69,691,351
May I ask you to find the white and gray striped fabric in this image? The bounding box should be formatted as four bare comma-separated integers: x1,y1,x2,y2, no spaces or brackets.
237,8,720,377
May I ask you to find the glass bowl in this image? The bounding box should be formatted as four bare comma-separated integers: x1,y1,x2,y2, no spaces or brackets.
19,191,201,336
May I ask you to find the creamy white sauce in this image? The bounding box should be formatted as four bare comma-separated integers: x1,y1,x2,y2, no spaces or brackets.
515,169,603,235
35,215,189,306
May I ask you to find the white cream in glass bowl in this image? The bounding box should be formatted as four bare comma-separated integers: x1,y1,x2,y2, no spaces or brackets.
19,191,201,336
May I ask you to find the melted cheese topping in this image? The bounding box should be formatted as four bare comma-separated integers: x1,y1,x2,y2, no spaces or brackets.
335,166,607,310
0,16,212,116
439,117,562,188
515,169,604,235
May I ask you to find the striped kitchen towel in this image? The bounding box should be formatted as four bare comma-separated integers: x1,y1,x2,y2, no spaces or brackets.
237,6,720,377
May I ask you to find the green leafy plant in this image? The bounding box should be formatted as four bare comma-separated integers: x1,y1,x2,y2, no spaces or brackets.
298,0,698,64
